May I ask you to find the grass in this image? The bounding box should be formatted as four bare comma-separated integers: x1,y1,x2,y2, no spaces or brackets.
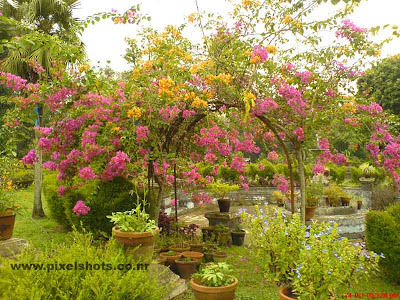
11,185,71,250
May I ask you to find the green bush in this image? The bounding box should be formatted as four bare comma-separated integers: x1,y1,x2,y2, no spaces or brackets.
258,160,276,179
371,184,397,211
350,166,363,184
197,162,214,177
366,203,400,284
326,163,347,184
275,163,290,178
43,172,70,228
65,177,149,237
0,231,167,300
218,165,240,182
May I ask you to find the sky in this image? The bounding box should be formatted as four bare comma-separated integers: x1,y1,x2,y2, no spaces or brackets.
73,0,400,72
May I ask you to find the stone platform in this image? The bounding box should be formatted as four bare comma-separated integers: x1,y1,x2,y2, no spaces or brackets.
0,238,29,259
149,264,187,300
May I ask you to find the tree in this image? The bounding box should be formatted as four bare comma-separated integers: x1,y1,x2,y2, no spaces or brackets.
357,55,400,115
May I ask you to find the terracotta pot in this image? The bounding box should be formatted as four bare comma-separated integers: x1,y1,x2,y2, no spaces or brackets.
0,210,16,241
154,248,161,254
280,286,297,300
231,230,245,246
190,243,204,253
203,251,214,263
327,197,339,207
217,199,231,213
112,226,159,263
156,256,167,265
190,277,238,300
170,246,190,253
213,251,228,263
341,197,351,207
357,200,362,210
182,251,204,263
218,232,230,247
176,258,198,279
160,251,182,273
305,206,317,221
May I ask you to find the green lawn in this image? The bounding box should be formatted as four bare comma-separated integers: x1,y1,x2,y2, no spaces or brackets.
12,186,71,250
8,187,400,299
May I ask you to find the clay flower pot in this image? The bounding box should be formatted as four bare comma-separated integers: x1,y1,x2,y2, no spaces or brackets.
169,245,191,253
182,251,204,263
231,230,245,246
160,251,182,273
305,206,317,221
190,277,238,300
357,200,362,210
112,226,159,263
280,286,297,300
175,258,198,279
217,199,231,213
213,251,228,263
341,197,351,207
0,209,16,241
190,243,204,253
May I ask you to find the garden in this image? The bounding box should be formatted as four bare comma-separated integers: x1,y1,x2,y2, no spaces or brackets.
0,0,400,299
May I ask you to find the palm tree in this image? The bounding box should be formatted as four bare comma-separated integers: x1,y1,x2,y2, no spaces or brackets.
0,0,85,218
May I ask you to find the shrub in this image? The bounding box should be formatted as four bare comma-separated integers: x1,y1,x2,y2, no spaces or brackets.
0,231,168,300
65,177,150,237
326,163,347,184
275,163,290,178
371,184,397,210
258,160,276,179
42,172,70,228
218,165,240,182
350,166,363,184
196,162,214,177
366,203,400,284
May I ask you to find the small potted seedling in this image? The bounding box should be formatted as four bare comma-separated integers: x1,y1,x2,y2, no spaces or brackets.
231,224,246,246
159,250,182,273
175,256,199,279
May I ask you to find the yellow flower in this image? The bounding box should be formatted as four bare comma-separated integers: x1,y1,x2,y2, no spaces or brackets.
250,56,261,64
266,45,278,54
243,91,256,122
112,127,120,133
114,17,121,24
191,97,208,108
282,15,291,24
132,68,140,80
7,181,12,186
127,107,142,118
188,13,197,23
7,185,12,190
375,50,381,57
16,203,20,209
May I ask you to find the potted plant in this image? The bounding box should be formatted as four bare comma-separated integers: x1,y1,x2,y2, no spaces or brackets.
305,179,322,221
160,250,182,273
182,251,204,263
352,195,363,210
340,191,351,206
189,235,204,252
323,183,343,207
175,256,199,279
202,226,217,243
359,162,376,179
0,180,19,240
155,233,170,253
213,248,228,262
191,263,238,300
231,224,246,246
107,202,159,262
155,256,167,265
271,190,286,207
214,224,230,247
202,244,217,263
207,182,239,213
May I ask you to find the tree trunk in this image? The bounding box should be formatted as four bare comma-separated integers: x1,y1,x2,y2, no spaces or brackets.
32,139,45,218
154,184,164,225
296,147,306,225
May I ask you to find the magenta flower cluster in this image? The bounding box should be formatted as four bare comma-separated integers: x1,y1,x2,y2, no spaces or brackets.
73,200,91,216
336,19,366,42
22,149,37,165
80,166,97,180
272,174,289,194
252,98,278,116
252,45,268,64
102,151,130,181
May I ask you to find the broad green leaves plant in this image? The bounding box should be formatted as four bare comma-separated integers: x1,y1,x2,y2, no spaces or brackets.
193,262,235,287
107,203,156,233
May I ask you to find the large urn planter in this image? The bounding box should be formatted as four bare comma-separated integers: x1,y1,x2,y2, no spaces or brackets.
231,230,245,246
213,251,228,263
217,199,231,213
112,226,159,263
0,209,16,241
190,277,239,300
341,197,351,207
160,251,182,273
280,286,297,300
176,257,199,279
305,206,317,221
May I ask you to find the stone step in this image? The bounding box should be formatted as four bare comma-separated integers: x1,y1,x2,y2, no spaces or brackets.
148,264,188,300
0,238,29,259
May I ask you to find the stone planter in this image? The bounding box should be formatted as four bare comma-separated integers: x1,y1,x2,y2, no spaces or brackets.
231,230,245,246
305,206,317,221
204,212,240,230
213,251,228,262
217,199,231,213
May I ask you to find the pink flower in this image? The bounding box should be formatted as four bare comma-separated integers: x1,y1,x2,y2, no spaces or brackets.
231,156,245,173
272,174,289,194
43,161,57,171
294,127,305,141
333,153,347,165
22,149,37,165
170,199,177,206
251,45,268,64
73,200,91,216
79,167,97,180
267,151,279,161
313,162,326,175
318,138,330,150
136,125,149,142
57,186,68,196
242,183,249,190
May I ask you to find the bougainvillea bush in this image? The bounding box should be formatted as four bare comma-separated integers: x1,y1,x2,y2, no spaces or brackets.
2,0,400,227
